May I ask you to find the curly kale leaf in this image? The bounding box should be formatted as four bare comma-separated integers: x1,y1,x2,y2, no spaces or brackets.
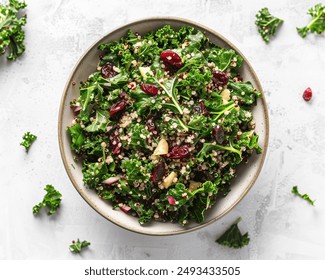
255,7,284,43
69,239,91,253
216,217,250,249
121,158,153,184
297,4,325,38
129,203,154,225
291,186,315,206
67,124,84,151
82,161,109,188
0,0,27,60
20,131,37,152
228,81,262,106
206,47,242,71
33,185,62,215
85,110,110,132
156,181,218,224
154,25,179,49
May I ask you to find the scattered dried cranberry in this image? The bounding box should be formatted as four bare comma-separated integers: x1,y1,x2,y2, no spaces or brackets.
168,145,190,159
212,125,225,144
303,87,312,102
152,162,166,184
110,135,122,154
160,50,182,68
110,100,127,117
141,83,158,96
212,70,229,87
101,62,118,79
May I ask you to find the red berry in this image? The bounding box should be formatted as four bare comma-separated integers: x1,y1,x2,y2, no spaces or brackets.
168,145,190,159
212,70,229,87
160,50,182,68
141,83,158,96
110,100,127,117
212,125,225,144
303,87,312,102
152,163,166,184
101,62,118,79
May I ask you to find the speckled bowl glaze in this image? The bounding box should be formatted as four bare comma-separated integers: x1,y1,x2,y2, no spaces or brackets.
58,17,269,236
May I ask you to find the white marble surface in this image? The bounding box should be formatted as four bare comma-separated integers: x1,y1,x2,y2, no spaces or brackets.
0,0,325,260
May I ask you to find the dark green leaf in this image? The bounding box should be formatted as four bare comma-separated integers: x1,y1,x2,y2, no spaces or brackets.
255,7,284,43
33,185,62,215
297,4,325,38
216,217,250,249
69,239,91,253
0,0,27,60
20,132,37,152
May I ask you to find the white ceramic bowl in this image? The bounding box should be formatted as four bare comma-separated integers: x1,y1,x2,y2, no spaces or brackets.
58,17,269,236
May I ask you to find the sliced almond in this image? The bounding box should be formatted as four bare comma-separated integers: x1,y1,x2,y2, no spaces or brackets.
162,171,177,189
139,66,153,79
221,89,230,103
153,138,169,156
188,181,201,192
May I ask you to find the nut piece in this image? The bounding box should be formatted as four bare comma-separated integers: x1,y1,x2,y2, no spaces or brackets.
162,171,177,189
221,89,230,103
139,66,153,79
153,138,169,156
188,181,201,192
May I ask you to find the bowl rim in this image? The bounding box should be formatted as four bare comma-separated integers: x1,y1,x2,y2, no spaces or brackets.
58,16,269,236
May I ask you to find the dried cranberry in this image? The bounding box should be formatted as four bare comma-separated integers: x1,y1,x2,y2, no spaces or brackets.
212,125,225,144
168,145,190,159
110,135,122,154
101,62,118,79
110,100,127,117
212,70,229,87
141,83,158,96
160,50,182,68
152,163,166,184
303,87,312,102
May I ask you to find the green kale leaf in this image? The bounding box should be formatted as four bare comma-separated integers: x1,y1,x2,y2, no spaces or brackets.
69,239,91,253
0,0,27,60
216,217,250,249
33,185,62,215
297,4,325,38
228,81,261,106
67,124,84,151
82,161,108,188
291,186,315,206
255,7,284,43
206,47,242,71
20,131,37,152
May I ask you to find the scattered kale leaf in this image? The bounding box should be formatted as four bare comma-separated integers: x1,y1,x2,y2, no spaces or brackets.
0,0,27,60
20,131,37,152
33,185,62,215
297,3,325,38
216,217,250,249
291,186,315,206
69,239,91,253
255,7,284,43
